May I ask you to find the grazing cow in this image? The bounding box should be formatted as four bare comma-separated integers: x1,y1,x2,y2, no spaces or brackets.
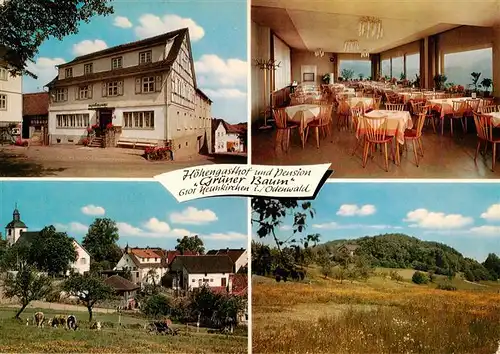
50,315,67,328
33,312,45,327
90,321,102,330
67,315,78,330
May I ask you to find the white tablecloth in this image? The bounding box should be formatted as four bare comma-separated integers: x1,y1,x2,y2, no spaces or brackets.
358,109,413,144
348,97,374,109
486,112,500,127
285,104,320,130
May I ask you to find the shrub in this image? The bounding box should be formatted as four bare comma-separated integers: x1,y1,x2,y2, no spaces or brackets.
45,289,61,303
142,294,172,318
389,271,403,282
412,271,430,285
144,147,172,161
437,283,457,291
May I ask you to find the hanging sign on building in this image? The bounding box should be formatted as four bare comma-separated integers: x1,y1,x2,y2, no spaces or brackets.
88,103,108,109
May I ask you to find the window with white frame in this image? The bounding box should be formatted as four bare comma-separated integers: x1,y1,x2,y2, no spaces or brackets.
107,81,120,96
123,111,155,129
78,85,91,99
55,88,68,102
84,63,93,75
0,68,8,81
139,50,152,64
65,68,73,78
142,76,155,93
111,57,122,69
80,258,86,265
0,94,6,110
56,113,90,128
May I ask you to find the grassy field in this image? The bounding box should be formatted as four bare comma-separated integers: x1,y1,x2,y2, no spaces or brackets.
0,307,247,353
252,266,500,354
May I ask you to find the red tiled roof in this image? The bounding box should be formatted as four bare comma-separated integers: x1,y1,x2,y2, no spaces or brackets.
131,248,162,259
22,92,49,116
213,119,247,134
166,250,195,265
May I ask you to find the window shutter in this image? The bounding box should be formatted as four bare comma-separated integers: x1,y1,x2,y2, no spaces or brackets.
135,78,141,94
118,81,123,95
102,83,107,97
155,75,162,92
89,84,93,99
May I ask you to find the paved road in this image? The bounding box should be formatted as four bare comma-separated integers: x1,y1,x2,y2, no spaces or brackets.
0,146,246,177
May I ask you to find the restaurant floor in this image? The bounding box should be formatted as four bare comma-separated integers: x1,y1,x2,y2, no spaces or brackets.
251,115,500,179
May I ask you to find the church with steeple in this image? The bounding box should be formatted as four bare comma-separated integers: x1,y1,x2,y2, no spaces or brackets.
3,205,91,275
5,205,28,246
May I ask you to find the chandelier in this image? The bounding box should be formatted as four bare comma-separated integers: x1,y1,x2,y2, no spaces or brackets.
343,40,359,52
359,16,383,39
314,49,325,57
360,50,370,58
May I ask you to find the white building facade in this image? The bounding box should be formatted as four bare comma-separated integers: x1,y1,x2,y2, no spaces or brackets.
115,248,167,287
214,121,244,153
0,65,22,126
46,28,212,159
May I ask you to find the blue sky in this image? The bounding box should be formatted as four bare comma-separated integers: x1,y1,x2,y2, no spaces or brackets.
23,0,247,123
252,183,500,262
0,181,248,250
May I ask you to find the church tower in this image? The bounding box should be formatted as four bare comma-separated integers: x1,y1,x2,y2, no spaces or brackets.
5,205,28,246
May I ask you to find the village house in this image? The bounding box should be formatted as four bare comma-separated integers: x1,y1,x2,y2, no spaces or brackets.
337,244,360,257
0,63,22,142
206,248,248,273
212,118,246,153
22,92,49,144
3,206,90,275
169,255,235,292
45,28,212,159
103,274,140,309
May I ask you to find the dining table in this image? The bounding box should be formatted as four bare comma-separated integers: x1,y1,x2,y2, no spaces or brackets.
285,104,321,132
427,97,481,118
484,112,500,127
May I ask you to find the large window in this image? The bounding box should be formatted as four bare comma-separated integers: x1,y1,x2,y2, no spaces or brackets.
56,114,90,128
391,56,404,79
111,57,122,69
77,85,92,100
55,88,68,102
339,60,371,80
139,50,152,64
0,68,8,81
406,53,420,80
381,59,390,78
123,111,155,129
0,94,6,109
444,48,492,87
103,81,123,97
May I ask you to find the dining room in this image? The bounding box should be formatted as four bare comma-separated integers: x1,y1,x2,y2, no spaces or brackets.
251,0,500,178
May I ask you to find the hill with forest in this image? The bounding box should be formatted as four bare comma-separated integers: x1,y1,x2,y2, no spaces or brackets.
317,233,499,282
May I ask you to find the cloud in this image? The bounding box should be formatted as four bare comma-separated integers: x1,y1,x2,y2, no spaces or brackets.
202,88,246,99
72,39,108,56
113,16,132,28
202,232,247,241
279,225,292,231
54,222,88,234
195,55,247,88
404,208,473,229
469,225,500,236
170,207,218,225
81,205,105,216
336,204,376,217
117,221,191,238
480,204,500,221
313,222,339,229
135,14,204,41
25,57,66,89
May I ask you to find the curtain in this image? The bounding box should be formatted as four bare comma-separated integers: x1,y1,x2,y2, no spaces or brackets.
273,35,291,90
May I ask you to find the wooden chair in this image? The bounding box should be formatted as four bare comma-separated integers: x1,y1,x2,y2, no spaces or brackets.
362,116,395,172
350,106,364,156
482,98,495,106
385,103,405,111
420,104,437,133
373,95,382,110
306,104,333,149
473,112,500,171
403,112,426,167
480,105,498,114
273,108,298,152
448,100,468,136
337,99,350,131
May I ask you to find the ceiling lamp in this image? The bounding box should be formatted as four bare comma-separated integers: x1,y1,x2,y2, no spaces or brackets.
360,50,370,58
343,40,359,52
314,49,325,57
359,16,383,39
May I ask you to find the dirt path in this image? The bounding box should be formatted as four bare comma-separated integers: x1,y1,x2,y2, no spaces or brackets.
5,301,115,314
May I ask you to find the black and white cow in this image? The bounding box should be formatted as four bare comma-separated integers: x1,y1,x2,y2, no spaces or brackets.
33,312,45,327
67,315,78,330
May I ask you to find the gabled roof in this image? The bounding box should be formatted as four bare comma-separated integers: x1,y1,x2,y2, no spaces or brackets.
339,244,359,252
59,28,188,67
165,250,196,265
22,92,49,116
170,255,234,274
214,119,247,134
209,248,246,264
130,248,162,259
196,88,212,103
104,275,140,292
16,231,38,245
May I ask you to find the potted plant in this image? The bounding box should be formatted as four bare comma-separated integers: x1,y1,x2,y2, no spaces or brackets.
433,74,447,91
358,73,364,80
470,72,482,93
322,74,330,84
481,78,493,97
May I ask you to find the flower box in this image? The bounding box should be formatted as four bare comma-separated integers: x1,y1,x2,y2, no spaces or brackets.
144,146,173,161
